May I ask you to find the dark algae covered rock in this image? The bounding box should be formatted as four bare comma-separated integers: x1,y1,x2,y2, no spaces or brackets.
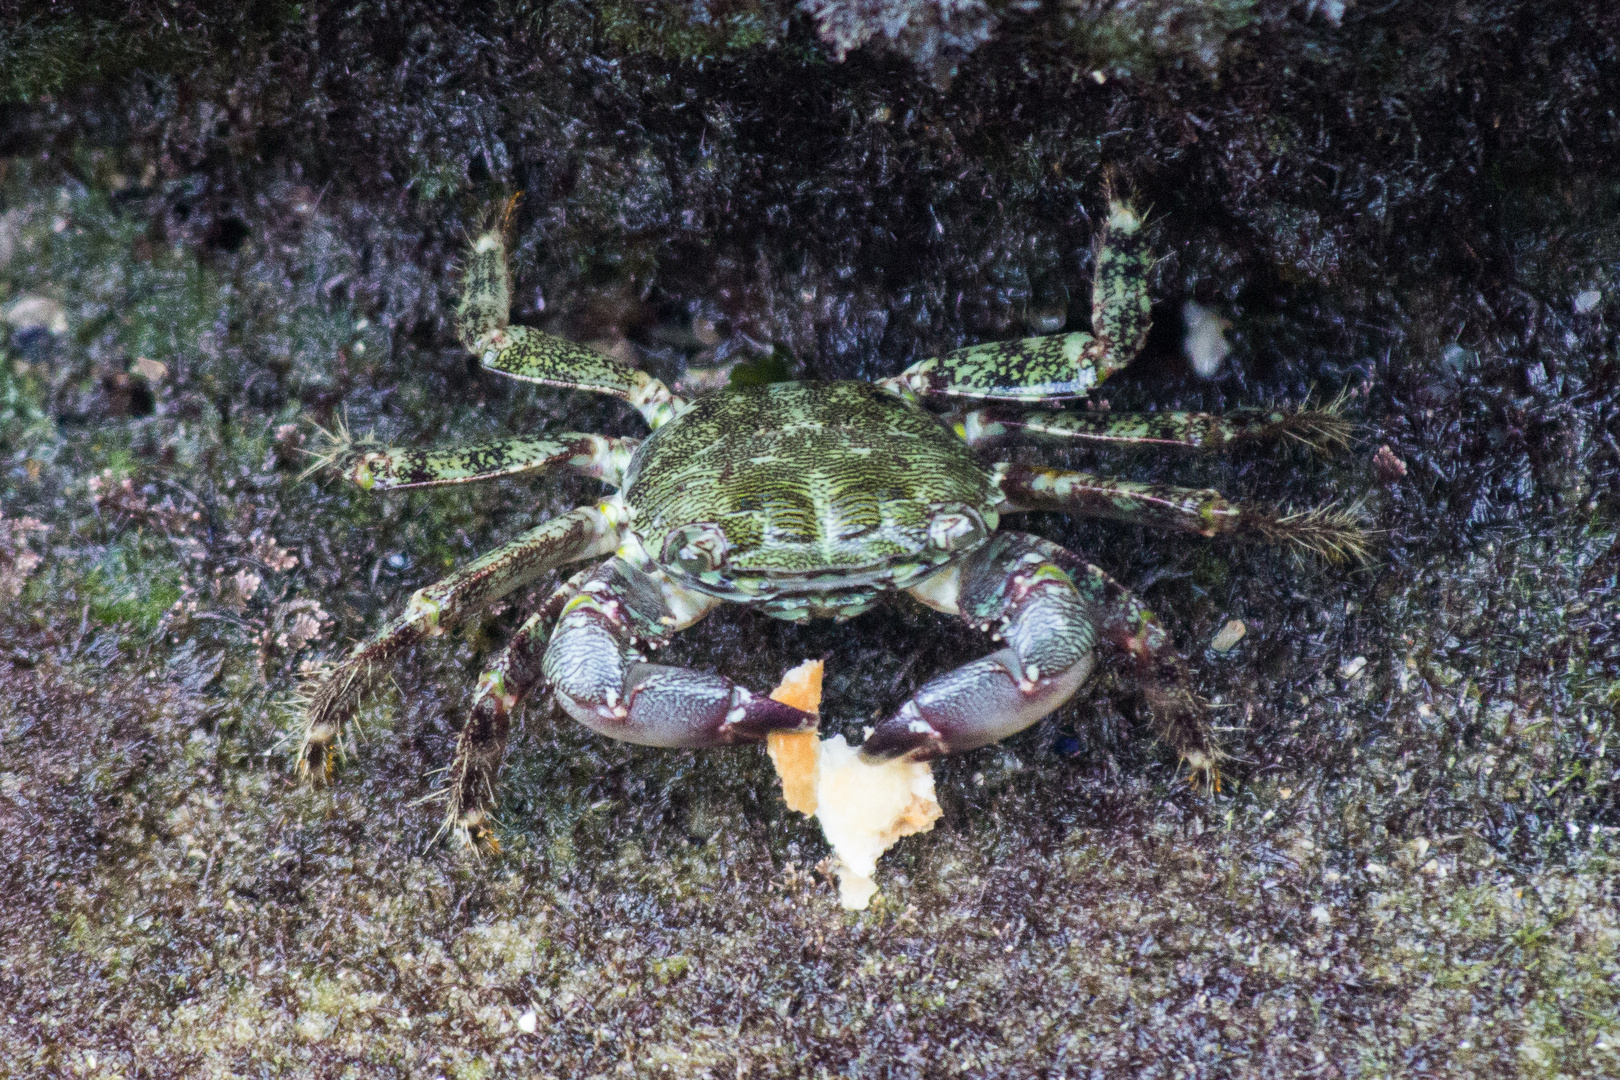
2,1,1617,1075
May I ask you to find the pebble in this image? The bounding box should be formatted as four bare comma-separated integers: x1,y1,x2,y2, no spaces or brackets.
1209,619,1246,653
133,356,168,382
3,294,67,334
1181,301,1232,378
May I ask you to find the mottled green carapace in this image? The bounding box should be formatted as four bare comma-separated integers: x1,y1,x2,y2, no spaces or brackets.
624,380,995,620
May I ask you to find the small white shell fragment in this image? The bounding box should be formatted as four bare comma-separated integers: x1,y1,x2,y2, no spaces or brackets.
1210,619,1247,653
3,294,67,334
1339,655,1368,679
1574,289,1602,314
1181,301,1232,378
812,736,942,910
133,356,168,382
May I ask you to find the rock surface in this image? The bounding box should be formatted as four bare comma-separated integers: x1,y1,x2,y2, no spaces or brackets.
1,2,1617,1075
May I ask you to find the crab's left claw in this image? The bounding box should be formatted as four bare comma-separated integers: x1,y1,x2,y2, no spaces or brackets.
865,534,1098,763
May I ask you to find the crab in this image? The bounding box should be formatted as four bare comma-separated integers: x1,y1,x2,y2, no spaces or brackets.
300,198,1360,847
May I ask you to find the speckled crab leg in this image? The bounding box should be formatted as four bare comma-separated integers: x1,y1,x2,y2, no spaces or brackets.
457,215,687,429
993,462,1368,560
1041,544,1218,782
331,434,638,491
881,201,1151,403
866,532,1099,761
299,506,619,781
443,569,588,850
994,462,1240,537
954,405,1352,454
542,557,818,748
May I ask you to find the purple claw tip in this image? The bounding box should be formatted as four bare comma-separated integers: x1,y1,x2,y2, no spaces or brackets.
723,695,816,741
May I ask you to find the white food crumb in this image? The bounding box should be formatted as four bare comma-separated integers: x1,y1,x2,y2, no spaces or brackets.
812,736,942,910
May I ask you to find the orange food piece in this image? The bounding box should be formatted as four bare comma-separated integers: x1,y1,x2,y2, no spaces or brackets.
768,658,823,713
766,660,823,814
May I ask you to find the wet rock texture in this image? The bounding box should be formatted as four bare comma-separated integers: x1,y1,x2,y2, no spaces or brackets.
2,1,1617,1075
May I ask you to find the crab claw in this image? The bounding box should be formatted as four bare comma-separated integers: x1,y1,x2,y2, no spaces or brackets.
552,663,816,748
860,646,1093,763
716,685,818,741
866,534,1098,764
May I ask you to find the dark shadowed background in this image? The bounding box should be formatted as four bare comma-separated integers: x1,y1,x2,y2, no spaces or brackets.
1,1,1617,1076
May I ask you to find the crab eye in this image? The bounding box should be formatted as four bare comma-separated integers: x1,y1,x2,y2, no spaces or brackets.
661,522,730,576
928,507,986,552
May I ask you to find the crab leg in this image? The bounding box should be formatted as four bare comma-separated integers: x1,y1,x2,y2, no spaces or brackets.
1041,545,1217,779
954,405,1351,454
444,570,588,848
457,216,687,429
299,505,618,779
866,532,1099,761
993,462,1239,536
993,462,1367,559
330,434,639,491
543,557,818,748
881,202,1151,403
